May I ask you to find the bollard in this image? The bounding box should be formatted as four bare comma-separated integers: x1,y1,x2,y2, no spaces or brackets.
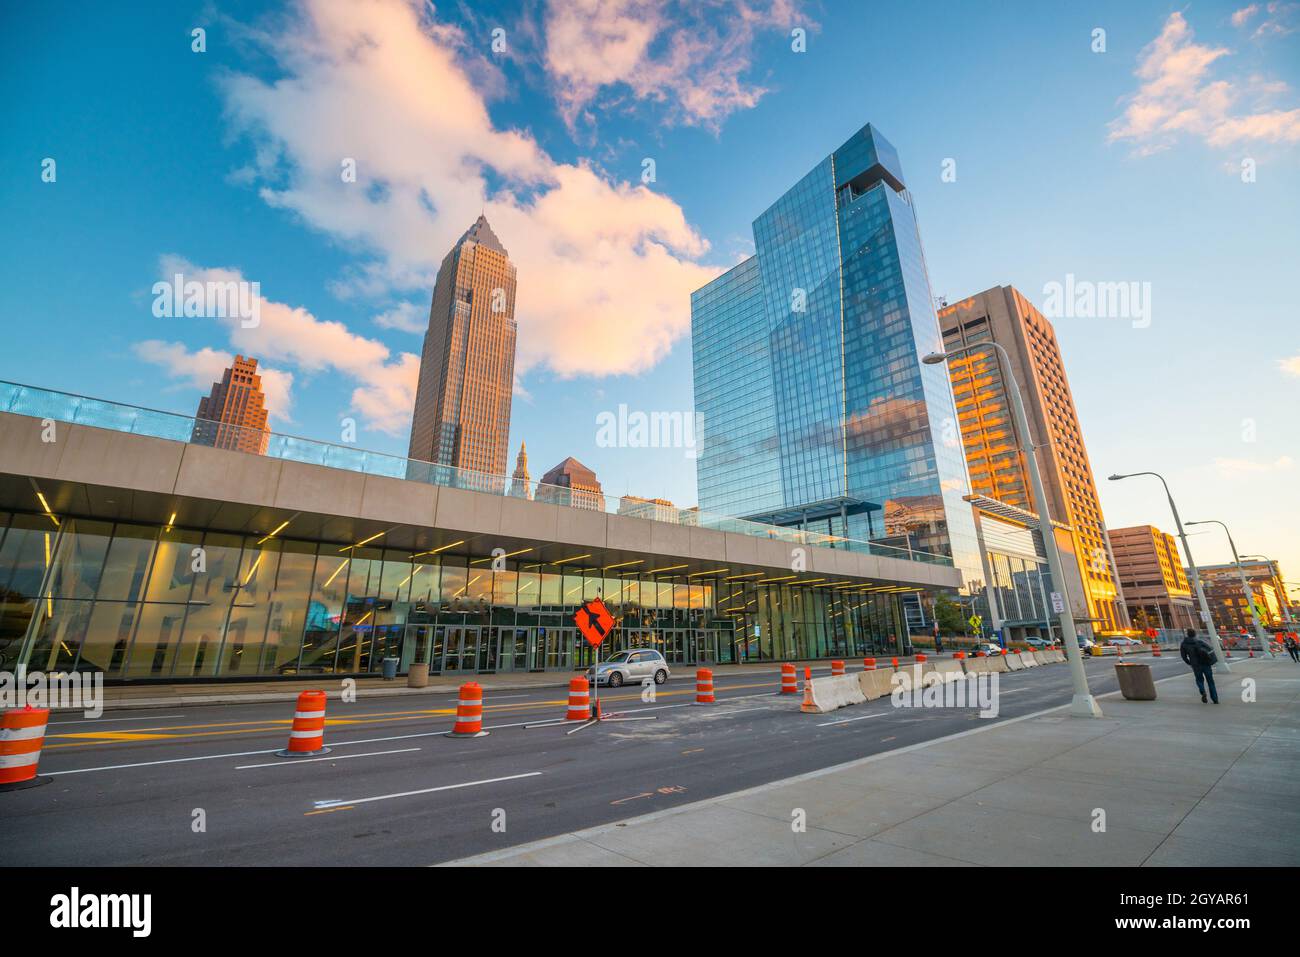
566,676,591,721
695,669,715,704
0,706,51,791
830,660,845,676
276,690,329,757
449,682,489,737
780,663,798,695
863,657,877,671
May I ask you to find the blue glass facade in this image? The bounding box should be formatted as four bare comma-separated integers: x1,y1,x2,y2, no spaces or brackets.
692,124,982,594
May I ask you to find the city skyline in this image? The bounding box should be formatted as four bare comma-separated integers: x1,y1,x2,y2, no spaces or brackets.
2,0,1297,588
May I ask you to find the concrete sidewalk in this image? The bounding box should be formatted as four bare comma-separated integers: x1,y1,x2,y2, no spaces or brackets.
445,657,1300,866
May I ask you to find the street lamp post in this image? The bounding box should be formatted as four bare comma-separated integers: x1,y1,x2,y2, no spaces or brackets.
1187,524,1273,658
1108,472,1229,674
923,345,1101,717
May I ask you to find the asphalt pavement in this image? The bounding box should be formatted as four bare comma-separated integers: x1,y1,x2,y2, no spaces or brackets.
2,656,1195,865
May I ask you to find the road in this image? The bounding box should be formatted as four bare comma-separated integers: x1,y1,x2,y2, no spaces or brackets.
2,656,1193,865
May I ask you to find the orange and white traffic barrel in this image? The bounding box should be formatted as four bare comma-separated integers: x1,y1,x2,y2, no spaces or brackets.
276,690,329,758
954,651,965,660
566,677,591,721
915,653,927,663
831,660,845,676
863,657,877,671
0,706,51,791
780,663,798,695
695,669,715,704
450,682,488,737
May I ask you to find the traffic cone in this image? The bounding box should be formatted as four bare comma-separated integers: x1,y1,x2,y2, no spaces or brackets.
450,682,489,737
863,657,877,671
276,690,329,757
0,706,51,791
831,660,845,676
695,669,715,704
780,663,798,695
565,677,591,721
1152,643,1161,657
891,657,899,669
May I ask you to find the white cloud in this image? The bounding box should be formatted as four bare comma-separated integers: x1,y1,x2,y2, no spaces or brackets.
542,0,798,131
1214,454,1295,477
1280,354,1300,376
1109,12,1300,153
219,0,721,380
1231,2,1300,38
373,300,427,334
146,256,418,436
133,339,295,423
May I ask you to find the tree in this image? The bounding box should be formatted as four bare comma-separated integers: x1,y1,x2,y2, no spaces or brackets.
933,595,966,636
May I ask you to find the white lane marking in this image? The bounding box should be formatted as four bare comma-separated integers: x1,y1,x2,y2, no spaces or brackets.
314,771,543,809
48,714,186,726
817,712,887,728
235,748,420,770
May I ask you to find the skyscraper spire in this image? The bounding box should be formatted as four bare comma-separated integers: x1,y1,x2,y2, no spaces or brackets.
509,440,532,499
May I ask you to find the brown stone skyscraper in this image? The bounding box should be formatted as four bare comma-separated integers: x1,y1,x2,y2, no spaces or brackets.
939,285,1129,636
192,354,270,454
408,215,517,478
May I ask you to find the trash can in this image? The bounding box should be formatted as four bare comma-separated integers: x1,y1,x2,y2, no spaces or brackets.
1115,662,1156,701
407,662,429,688
382,656,399,681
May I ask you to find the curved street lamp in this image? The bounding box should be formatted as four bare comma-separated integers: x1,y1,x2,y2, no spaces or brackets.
1108,472,1229,673
1186,522,1272,657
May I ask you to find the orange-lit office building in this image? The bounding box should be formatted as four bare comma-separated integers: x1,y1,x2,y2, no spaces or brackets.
192,354,271,455
1109,524,1197,631
939,285,1128,637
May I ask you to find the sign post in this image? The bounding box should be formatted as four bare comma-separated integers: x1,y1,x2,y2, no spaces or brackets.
561,596,657,735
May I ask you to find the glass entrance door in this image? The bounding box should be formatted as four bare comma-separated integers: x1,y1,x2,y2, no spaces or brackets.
477,627,501,673
442,626,480,672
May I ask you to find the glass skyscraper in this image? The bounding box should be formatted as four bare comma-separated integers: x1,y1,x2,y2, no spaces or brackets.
691,124,982,597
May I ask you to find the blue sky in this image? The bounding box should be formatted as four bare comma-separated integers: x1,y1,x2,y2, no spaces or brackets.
2,0,1298,588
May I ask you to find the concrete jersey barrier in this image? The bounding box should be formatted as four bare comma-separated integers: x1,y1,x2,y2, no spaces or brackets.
1004,653,1025,671
926,659,966,684
1017,652,1039,668
801,673,867,714
858,669,896,702
985,655,1010,673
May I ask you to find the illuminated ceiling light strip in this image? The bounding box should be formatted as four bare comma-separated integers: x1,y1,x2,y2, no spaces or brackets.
758,575,797,584
689,567,730,578
411,540,465,559
725,572,763,581
36,491,60,527
321,559,350,589
340,531,386,552
257,520,290,545
554,553,592,565
471,546,534,565
647,564,689,574
602,559,644,570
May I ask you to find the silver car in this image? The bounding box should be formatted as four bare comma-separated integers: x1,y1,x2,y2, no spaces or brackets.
588,649,671,687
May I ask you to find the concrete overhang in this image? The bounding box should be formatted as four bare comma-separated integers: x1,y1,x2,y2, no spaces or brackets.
0,411,963,591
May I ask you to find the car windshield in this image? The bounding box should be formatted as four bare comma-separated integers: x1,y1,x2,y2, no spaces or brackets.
604,652,630,663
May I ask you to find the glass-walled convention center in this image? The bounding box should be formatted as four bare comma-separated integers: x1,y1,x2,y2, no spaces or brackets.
2,511,912,681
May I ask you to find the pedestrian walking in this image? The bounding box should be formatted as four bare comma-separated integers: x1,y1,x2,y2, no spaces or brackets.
1285,634,1299,663
1179,627,1219,704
